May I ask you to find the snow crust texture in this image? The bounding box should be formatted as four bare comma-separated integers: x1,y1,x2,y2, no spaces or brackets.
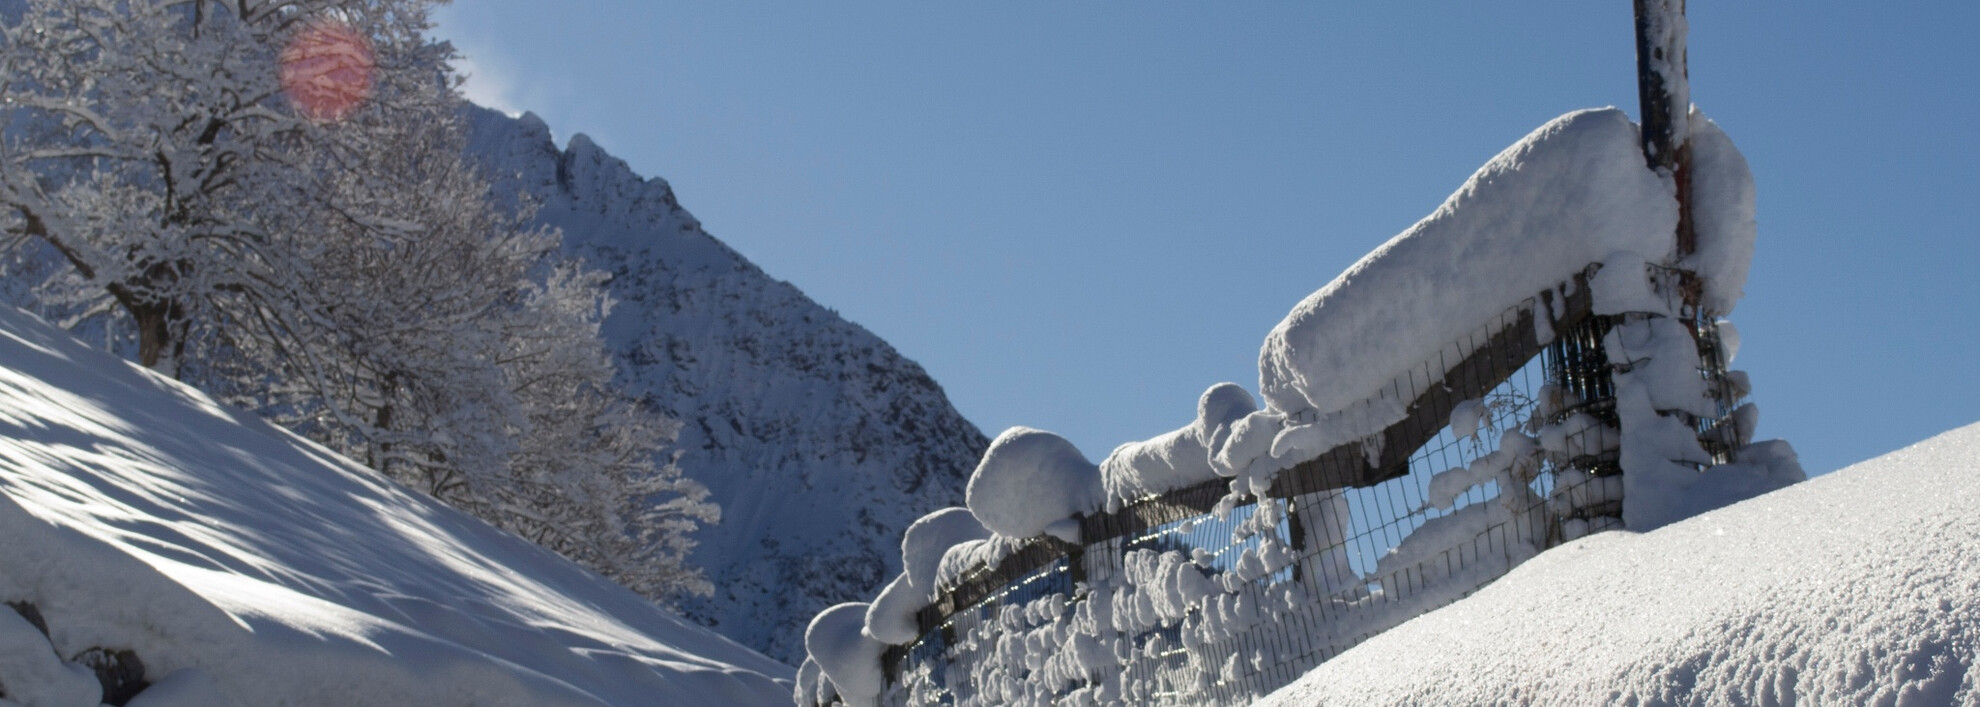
0,307,790,705
462,106,989,663
1260,422,1980,707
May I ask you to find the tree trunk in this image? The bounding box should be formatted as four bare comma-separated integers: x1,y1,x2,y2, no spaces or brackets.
131,301,178,372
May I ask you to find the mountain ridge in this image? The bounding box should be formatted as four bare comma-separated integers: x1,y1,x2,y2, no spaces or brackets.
462,105,989,663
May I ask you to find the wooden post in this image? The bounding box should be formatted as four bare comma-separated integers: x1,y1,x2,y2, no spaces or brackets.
1633,0,1698,271
1634,0,1739,462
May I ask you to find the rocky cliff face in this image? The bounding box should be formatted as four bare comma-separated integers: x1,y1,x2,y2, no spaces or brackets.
463,106,987,664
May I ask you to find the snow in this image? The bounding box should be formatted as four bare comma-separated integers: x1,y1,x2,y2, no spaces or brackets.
1609,314,1715,419
1715,319,1743,365
862,573,921,645
121,669,236,707
793,658,823,707
1603,312,1802,530
1099,383,1256,510
1684,109,1758,316
865,507,989,644
1447,398,1486,441
900,507,991,595
804,603,884,707
0,306,790,705
1372,497,1536,586
1265,396,1405,484
1241,102,1783,531
964,427,1103,539
0,607,100,706
932,534,1031,595
1258,108,1675,419
1588,249,1674,315
1260,421,1980,707
816,106,1794,705
1422,430,1536,513
464,105,987,663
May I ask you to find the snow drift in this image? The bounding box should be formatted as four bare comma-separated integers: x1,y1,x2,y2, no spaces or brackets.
1260,422,1980,706
0,307,790,705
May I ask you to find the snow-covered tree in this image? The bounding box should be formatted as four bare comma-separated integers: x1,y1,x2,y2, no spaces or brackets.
0,0,717,602
259,108,719,601
0,0,395,370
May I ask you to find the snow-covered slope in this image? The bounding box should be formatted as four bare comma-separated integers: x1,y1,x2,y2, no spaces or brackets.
1260,422,1980,706
461,106,989,663
0,306,791,705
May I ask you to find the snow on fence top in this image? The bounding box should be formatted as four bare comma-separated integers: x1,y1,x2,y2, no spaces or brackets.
1099,383,1258,511
1679,112,1758,316
964,427,1104,541
797,106,1795,707
1258,108,1675,419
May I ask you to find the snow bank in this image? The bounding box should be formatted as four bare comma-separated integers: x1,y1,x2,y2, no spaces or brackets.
964,428,1102,540
1259,108,1676,417
1260,422,1980,706
0,607,101,705
1099,383,1256,509
0,307,790,706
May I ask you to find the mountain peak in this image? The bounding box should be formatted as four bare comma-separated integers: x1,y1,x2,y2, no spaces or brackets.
463,105,989,664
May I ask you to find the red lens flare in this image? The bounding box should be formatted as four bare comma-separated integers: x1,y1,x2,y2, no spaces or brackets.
279,19,375,123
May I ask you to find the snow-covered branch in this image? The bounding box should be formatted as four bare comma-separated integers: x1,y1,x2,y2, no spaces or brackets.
0,0,718,605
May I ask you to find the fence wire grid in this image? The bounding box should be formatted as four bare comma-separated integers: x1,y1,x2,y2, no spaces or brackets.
840,271,1738,707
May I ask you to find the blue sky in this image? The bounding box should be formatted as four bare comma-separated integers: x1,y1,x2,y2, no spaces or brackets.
433,2,1978,478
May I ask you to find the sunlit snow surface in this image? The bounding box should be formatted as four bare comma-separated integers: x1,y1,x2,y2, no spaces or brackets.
1260,423,1980,706
0,307,790,705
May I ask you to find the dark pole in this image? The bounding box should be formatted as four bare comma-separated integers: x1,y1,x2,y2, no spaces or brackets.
1635,0,1742,462
1633,0,1699,303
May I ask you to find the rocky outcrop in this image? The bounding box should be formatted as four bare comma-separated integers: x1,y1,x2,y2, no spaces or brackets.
464,107,988,663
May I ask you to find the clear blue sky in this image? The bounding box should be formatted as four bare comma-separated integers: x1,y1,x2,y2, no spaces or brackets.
433,2,1978,479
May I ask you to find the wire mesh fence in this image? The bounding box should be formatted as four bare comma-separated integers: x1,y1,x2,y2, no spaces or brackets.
848,269,1741,706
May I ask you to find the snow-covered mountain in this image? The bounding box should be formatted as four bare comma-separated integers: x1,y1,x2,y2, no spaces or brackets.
461,106,989,663
0,305,791,706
